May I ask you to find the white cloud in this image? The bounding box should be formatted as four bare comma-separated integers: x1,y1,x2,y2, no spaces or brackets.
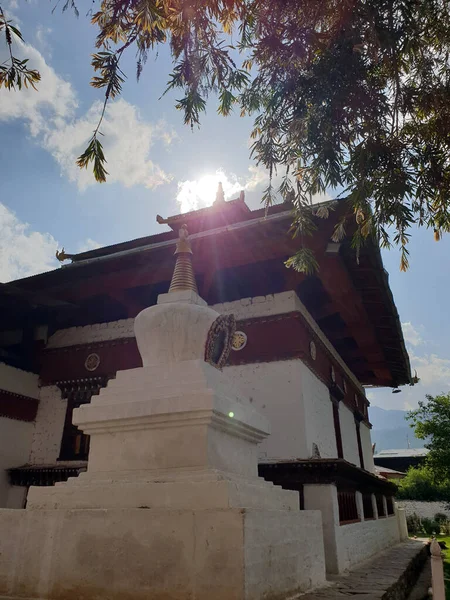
0,41,173,191
0,204,58,281
410,351,450,389
77,238,102,253
44,99,173,191
0,42,77,137
35,25,53,58
402,322,423,347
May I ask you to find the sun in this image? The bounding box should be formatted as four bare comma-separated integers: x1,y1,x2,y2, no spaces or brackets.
177,171,242,213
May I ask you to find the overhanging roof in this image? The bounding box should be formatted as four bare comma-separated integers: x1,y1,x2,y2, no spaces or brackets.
5,198,411,388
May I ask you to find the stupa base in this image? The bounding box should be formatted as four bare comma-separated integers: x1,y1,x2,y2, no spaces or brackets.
0,505,325,600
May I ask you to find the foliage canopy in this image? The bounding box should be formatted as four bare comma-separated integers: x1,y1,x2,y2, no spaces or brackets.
2,0,450,270
396,465,450,502
408,393,450,482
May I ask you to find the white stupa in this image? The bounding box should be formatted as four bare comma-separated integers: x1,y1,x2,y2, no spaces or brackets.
5,225,326,599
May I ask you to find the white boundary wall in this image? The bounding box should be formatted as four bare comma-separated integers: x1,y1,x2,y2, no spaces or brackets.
304,484,401,573
397,500,450,519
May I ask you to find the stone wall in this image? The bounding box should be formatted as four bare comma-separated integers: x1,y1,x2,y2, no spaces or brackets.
397,500,450,520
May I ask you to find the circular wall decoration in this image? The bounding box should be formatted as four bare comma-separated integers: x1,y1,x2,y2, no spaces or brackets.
84,353,100,372
232,331,247,351
331,365,336,383
309,340,317,361
205,314,236,369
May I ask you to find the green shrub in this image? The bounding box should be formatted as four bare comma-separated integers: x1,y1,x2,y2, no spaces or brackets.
421,518,441,535
406,513,422,534
434,512,448,524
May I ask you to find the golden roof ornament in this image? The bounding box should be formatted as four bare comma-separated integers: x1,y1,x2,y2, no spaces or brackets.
55,248,74,263
168,225,198,294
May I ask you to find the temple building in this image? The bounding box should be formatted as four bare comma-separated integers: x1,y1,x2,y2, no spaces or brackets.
0,190,411,576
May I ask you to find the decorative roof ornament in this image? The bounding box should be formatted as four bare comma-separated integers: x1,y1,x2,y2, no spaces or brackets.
214,181,225,205
168,224,198,294
55,248,74,263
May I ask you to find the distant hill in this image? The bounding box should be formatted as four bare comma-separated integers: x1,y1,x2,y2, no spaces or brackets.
368,406,426,452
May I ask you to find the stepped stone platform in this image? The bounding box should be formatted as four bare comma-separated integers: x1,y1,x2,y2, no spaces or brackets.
299,540,428,600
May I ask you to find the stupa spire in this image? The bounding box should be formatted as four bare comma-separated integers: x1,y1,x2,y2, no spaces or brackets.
168,224,198,294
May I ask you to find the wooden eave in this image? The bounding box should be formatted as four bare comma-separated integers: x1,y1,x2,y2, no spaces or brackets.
258,458,398,495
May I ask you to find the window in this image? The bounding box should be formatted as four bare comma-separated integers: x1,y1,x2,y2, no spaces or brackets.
362,493,374,519
338,490,360,524
386,496,395,515
376,494,386,517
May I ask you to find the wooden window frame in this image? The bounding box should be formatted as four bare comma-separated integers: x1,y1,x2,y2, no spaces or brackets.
362,493,375,520
338,489,360,525
376,494,386,518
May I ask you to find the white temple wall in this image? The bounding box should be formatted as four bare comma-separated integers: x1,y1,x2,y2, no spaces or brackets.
339,403,361,467
300,363,337,458
0,363,39,398
0,364,39,508
360,422,375,472
46,318,134,348
224,360,309,460
224,360,337,461
29,386,66,465
0,418,33,508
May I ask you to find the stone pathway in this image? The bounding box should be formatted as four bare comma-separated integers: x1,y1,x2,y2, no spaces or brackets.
298,541,428,600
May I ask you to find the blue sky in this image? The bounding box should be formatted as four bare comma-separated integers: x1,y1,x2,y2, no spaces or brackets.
1,1,449,411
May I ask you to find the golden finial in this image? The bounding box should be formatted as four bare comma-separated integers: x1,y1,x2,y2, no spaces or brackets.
214,181,225,205
55,248,74,263
168,225,198,294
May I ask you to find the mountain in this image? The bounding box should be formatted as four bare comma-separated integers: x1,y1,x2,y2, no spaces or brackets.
368,406,426,452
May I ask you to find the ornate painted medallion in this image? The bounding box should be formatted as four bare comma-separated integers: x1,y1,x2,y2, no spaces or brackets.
232,331,247,351
84,353,100,372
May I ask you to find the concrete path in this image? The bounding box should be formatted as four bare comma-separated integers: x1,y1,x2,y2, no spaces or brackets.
299,540,428,600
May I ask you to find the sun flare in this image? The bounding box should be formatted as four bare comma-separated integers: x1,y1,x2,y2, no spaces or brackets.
177,170,242,213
